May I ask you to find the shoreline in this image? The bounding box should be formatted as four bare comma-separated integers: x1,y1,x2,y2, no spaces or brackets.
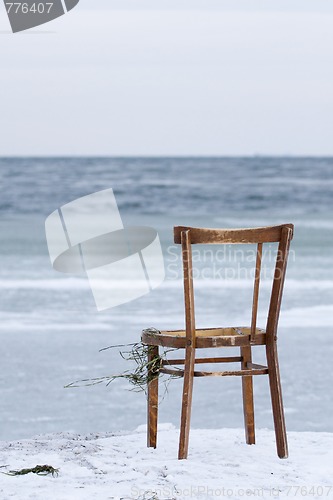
0,426,332,499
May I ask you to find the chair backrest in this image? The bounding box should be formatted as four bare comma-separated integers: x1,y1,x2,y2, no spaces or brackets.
173,224,294,346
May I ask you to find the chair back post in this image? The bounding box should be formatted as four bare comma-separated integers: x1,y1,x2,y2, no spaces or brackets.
266,226,293,342
181,230,196,347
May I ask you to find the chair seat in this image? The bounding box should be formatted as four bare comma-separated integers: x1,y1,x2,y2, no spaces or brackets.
142,326,266,348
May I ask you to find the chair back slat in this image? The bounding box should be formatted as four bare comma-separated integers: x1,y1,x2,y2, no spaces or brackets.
181,230,196,346
250,243,263,343
174,224,293,245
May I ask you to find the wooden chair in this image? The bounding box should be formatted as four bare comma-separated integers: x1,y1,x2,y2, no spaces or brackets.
141,224,294,460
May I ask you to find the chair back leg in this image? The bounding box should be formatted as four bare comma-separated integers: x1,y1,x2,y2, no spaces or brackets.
241,346,256,444
266,340,288,458
147,345,159,448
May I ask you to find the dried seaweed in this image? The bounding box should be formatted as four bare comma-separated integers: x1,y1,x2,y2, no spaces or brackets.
65,329,181,394
3,465,59,477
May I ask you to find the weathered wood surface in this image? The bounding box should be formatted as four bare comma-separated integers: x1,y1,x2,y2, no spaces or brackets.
241,345,255,445
147,345,159,448
174,224,294,245
251,243,262,343
160,366,269,377
142,326,266,348
162,356,243,365
178,230,196,459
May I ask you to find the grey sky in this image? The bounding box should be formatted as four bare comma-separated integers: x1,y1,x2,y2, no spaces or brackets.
1,1,333,155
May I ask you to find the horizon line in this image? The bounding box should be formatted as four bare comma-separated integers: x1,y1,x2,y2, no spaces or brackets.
1,154,333,159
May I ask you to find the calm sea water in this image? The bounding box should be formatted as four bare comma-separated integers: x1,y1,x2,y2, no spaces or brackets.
0,157,332,441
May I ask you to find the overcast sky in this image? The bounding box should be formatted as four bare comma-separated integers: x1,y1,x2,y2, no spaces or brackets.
1,1,333,156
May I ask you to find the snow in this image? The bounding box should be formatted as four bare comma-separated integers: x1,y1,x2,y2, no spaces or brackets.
0,424,332,500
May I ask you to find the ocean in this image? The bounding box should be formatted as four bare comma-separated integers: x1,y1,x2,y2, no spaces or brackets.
0,157,332,441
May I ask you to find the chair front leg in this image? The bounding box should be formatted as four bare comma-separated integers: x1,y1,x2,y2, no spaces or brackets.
147,345,159,448
241,346,255,445
178,345,196,459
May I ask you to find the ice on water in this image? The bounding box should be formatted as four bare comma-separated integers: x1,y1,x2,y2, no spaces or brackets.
0,157,332,440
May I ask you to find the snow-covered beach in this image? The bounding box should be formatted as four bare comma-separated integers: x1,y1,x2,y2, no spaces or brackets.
0,425,332,500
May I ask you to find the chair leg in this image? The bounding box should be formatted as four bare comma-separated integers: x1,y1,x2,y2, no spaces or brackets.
266,341,288,459
147,345,159,448
178,345,195,460
241,346,255,445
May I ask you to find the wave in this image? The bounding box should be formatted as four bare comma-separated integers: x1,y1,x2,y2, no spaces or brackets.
278,304,333,328
1,158,333,217
0,278,332,291
1,304,332,330
0,278,89,289
0,321,112,331
213,216,333,230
